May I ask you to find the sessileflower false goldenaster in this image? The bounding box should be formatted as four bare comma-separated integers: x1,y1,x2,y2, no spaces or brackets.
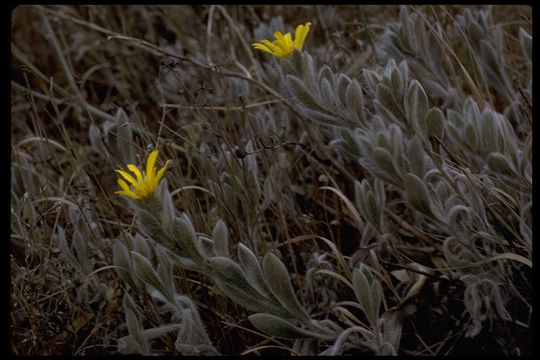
115,150,171,201
252,22,311,58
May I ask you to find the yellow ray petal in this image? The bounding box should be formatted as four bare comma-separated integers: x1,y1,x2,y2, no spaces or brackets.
116,169,138,186
146,150,159,183
284,32,293,49
252,43,276,55
115,189,142,200
154,160,171,185
116,179,142,200
262,39,283,54
127,164,143,184
117,178,131,192
294,22,311,50
274,31,285,41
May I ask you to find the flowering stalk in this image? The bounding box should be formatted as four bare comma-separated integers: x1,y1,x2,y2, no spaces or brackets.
252,22,311,58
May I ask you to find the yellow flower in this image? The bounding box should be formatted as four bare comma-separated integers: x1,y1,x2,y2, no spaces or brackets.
115,150,171,201
252,22,312,58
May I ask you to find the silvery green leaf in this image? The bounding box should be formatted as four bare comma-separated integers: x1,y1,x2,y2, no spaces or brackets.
404,173,433,217
248,313,331,340
480,110,500,153
137,208,168,245
155,243,202,272
463,97,481,121
300,51,317,87
376,84,402,120
373,147,403,183
123,295,148,355
131,251,174,303
171,216,205,263
479,40,504,83
354,180,371,227
464,124,478,151
463,284,483,337
287,75,324,111
198,236,215,259
337,128,361,156
407,135,425,178
490,282,511,321
260,175,274,212
156,262,174,299
446,205,471,232
345,80,365,124
405,80,428,130
369,281,383,327
365,191,381,228
159,181,175,227
212,219,229,258
447,109,464,128
122,292,140,314
55,227,74,265
363,68,382,91
115,108,135,164
374,100,400,125
302,107,341,126
320,77,335,108
336,74,351,108
221,183,236,216
519,28,532,64
60,227,91,274
389,124,404,160
88,123,106,155
174,296,219,355
262,252,310,323
376,131,390,150
373,179,386,207
210,257,287,316
318,65,334,87
245,141,259,188
352,265,380,327
468,20,485,47
131,233,152,260
356,132,374,158
390,66,403,97
237,243,275,300
446,123,462,146
424,107,445,139
118,324,179,355
113,240,138,289
487,152,516,176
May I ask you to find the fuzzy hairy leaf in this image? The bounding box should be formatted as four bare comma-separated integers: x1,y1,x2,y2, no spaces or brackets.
487,152,516,176
404,173,433,217
131,251,174,303
345,80,366,124
519,28,532,64
212,219,229,257
237,243,275,299
405,80,428,130
376,84,403,121
406,135,425,178
287,75,325,111
113,240,139,290
424,107,445,139
210,257,287,316
352,265,382,327
248,313,330,340
373,147,403,183
262,252,311,323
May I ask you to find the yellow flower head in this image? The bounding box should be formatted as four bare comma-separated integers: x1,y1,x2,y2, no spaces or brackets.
115,150,171,201
252,22,312,58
